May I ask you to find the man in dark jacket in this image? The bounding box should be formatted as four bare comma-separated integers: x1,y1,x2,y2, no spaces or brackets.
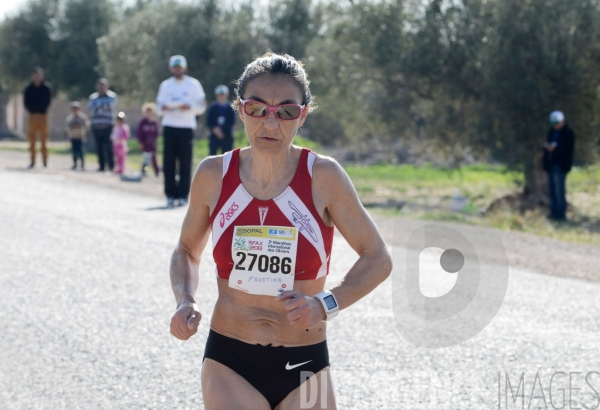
24,67,52,168
206,85,236,156
542,111,575,221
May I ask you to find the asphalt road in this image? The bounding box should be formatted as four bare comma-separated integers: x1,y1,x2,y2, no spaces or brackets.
1,163,599,409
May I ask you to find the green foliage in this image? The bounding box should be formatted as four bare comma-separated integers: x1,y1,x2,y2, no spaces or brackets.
0,0,113,97
0,0,60,91
302,2,389,145
96,7,164,101
267,0,321,59
478,0,600,169
57,0,114,97
98,0,267,103
1,0,600,187
344,162,518,184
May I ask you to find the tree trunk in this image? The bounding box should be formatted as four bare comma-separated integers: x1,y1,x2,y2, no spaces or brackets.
522,149,549,209
486,149,549,215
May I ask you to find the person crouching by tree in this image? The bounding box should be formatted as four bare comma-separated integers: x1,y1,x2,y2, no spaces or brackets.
136,103,160,177
64,101,89,170
111,112,130,175
542,111,575,221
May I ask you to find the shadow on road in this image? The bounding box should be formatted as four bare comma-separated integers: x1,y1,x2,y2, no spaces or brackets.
144,205,182,211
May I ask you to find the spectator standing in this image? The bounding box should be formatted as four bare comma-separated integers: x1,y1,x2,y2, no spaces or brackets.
206,85,236,155
64,101,89,170
542,110,575,221
110,112,130,175
136,103,160,177
156,55,206,208
88,78,118,172
24,67,52,168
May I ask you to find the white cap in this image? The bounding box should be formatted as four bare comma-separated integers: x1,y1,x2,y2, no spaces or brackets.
549,111,565,124
169,55,187,68
215,85,229,95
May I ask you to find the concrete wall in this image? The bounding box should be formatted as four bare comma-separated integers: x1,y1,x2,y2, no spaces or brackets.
6,94,26,136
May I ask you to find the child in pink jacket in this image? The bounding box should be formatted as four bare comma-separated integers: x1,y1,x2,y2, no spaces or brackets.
110,112,130,174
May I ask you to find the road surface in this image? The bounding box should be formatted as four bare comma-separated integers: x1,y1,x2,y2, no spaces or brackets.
1,162,599,409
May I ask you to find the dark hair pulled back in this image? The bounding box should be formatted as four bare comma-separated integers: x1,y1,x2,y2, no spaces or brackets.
233,52,315,111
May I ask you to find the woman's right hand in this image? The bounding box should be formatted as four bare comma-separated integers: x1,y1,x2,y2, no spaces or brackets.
168,157,221,341
170,302,202,340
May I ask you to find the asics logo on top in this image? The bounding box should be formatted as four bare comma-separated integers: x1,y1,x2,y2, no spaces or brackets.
285,360,313,370
220,202,239,228
288,201,318,242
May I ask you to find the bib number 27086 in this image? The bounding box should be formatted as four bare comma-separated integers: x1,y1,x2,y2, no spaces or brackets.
229,226,297,296
234,253,292,274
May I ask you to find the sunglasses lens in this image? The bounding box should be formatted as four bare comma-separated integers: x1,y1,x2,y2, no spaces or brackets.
244,101,269,117
243,101,302,120
276,105,301,120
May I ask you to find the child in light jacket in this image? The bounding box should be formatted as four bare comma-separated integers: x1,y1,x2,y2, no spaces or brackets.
64,101,89,170
110,112,130,174
136,103,160,176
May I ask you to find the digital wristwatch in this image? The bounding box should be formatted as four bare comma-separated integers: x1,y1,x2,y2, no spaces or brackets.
314,291,340,321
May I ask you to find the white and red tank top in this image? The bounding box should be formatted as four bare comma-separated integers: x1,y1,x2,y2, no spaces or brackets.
210,148,334,280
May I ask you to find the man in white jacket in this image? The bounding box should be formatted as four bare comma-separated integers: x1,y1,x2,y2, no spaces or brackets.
156,55,207,207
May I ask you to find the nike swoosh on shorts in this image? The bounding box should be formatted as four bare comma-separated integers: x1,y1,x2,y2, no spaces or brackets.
285,360,313,370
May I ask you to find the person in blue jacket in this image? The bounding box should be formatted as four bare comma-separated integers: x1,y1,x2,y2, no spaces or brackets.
206,85,236,155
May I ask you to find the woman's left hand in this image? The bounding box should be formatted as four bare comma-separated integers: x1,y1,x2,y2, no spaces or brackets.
277,290,326,330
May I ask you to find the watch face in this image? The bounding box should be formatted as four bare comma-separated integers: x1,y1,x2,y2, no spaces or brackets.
324,295,338,310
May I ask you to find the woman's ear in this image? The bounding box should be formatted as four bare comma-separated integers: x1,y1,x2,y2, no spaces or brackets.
298,104,310,127
237,99,245,123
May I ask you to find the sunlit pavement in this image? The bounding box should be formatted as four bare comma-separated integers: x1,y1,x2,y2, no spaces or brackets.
1,165,599,409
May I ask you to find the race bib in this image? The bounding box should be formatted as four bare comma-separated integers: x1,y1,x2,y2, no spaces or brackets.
229,226,297,296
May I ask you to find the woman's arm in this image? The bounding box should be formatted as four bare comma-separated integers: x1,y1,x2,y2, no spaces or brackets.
279,156,392,330
315,157,392,310
169,157,222,340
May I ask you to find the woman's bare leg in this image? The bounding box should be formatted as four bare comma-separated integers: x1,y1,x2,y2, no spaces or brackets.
201,358,270,410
